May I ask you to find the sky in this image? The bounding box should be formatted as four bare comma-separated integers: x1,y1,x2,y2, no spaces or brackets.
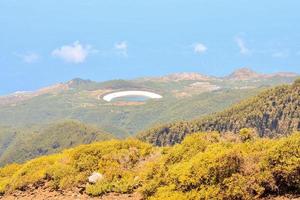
0,0,300,94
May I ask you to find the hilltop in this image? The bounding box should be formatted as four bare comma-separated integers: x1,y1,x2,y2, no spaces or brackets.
138,78,300,146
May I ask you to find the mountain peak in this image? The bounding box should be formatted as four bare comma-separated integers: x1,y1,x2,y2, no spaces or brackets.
226,68,299,80
227,68,260,80
233,67,256,74
67,78,93,88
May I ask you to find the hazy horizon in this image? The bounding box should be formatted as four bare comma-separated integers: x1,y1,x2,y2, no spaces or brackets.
1,0,300,94
0,67,298,95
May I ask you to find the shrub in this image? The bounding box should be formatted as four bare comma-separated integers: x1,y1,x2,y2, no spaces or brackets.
0,164,21,193
263,132,300,194
141,132,300,199
239,128,258,142
0,132,300,200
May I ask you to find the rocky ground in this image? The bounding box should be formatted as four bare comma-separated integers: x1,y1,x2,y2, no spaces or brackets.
1,190,142,200
263,197,300,200
0,181,142,200
0,179,298,200
1,190,299,200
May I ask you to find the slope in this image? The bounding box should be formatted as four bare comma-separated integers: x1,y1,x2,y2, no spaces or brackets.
0,120,114,166
0,69,297,138
138,79,300,146
0,132,299,200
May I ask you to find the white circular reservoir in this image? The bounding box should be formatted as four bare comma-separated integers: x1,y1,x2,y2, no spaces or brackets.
103,91,163,102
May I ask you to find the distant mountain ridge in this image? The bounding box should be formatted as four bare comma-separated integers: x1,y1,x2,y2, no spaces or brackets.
0,83,69,106
226,67,298,80
0,68,298,103
140,67,298,82
142,72,214,82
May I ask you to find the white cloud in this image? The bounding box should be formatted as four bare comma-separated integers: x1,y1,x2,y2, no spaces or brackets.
114,41,128,56
52,41,95,64
193,43,207,55
235,37,250,55
17,52,40,63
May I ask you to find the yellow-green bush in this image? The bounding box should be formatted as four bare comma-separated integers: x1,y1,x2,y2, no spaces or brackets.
0,132,299,200
140,132,300,200
0,139,154,195
8,155,59,190
263,133,300,193
0,163,21,193
239,128,258,142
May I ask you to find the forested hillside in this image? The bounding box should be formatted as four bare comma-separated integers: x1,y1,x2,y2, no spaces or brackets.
138,79,300,146
0,121,114,166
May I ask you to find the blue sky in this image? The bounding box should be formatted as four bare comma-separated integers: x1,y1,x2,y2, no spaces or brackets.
0,0,300,94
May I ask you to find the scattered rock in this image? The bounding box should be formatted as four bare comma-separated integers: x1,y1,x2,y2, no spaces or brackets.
88,172,103,184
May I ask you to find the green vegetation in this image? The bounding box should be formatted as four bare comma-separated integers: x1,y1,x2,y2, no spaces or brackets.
0,139,154,196
139,79,300,146
0,131,299,200
0,73,298,198
0,76,298,168
239,128,258,142
0,75,297,137
141,131,300,200
0,76,298,166
1,76,290,166
0,120,114,166
0,83,264,137
294,77,300,86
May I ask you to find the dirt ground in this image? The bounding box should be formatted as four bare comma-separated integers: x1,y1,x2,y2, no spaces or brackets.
2,190,300,200
1,189,142,200
0,181,142,200
0,180,298,200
